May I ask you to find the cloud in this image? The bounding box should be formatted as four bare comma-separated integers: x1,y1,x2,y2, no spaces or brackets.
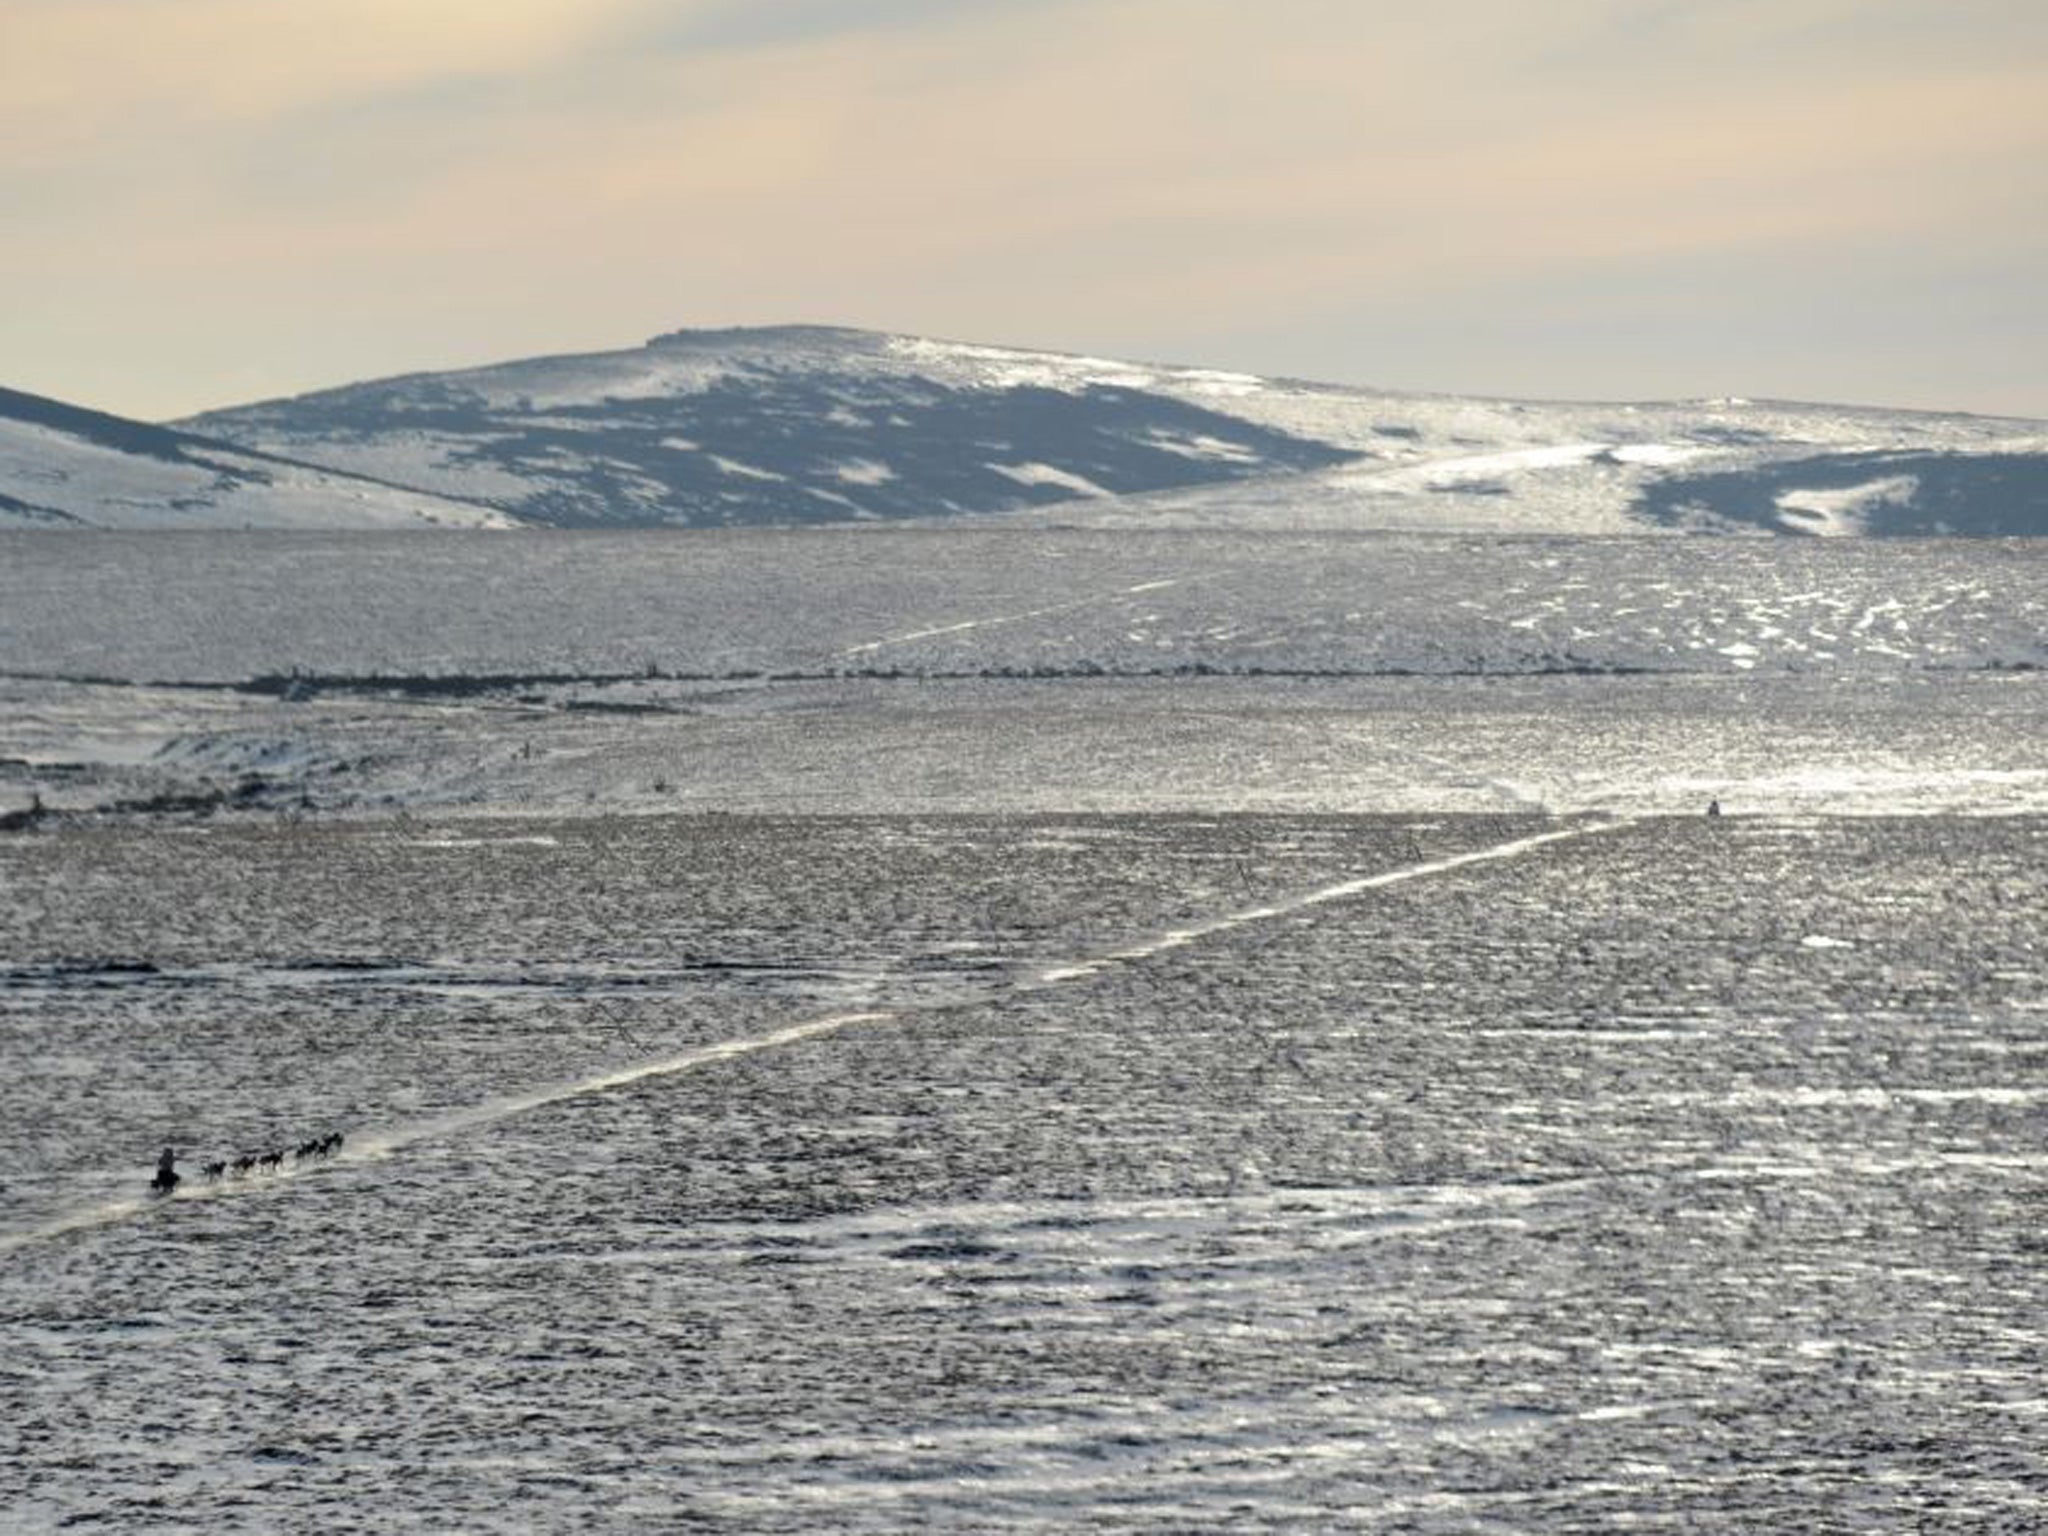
650,0,1076,55
0,0,648,158
3,0,2044,416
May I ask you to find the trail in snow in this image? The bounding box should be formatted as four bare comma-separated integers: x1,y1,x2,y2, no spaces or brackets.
837,578,1188,657
0,816,1627,1259
351,1010,897,1160
0,1195,154,1257
1031,818,1617,982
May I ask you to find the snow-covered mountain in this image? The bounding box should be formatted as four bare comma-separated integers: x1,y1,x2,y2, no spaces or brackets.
0,385,514,530
10,326,2043,534
177,326,1361,529
178,326,2048,535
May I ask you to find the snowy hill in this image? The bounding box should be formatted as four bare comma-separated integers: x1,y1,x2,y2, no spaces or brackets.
0,326,2013,534
0,385,515,530
180,326,2048,535
178,326,1359,529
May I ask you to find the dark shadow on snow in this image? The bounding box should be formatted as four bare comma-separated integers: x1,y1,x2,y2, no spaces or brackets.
193,372,1363,528
1638,451,2048,536
0,385,277,487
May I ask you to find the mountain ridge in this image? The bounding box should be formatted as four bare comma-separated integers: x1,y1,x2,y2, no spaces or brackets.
8,326,2046,533
173,325,2048,536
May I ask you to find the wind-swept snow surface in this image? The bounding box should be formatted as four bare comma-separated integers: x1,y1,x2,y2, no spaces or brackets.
6,530,2048,823
4,813,2045,1529
175,326,2048,533
8,479,2048,1530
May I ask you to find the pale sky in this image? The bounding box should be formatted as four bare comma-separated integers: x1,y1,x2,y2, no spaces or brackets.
4,0,2044,420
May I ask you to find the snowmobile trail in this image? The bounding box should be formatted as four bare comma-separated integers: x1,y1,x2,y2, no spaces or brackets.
0,815,1630,1259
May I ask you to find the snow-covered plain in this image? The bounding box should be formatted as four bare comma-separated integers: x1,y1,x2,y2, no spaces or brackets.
3,812,2044,1529
3,521,2047,1530
7,528,2048,682
4,530,2047,822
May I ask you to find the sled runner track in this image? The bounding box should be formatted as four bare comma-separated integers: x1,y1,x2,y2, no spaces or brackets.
377,815,1630,1149
838,577,1190,657
352,1010,899,1159
1030,816,1631,983
0,815,1629,1259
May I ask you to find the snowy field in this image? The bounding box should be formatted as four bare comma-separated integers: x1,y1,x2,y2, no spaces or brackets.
3,813,2045,1529
3,528,2046,1529
4,530,2048,823
7,529,2048,683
